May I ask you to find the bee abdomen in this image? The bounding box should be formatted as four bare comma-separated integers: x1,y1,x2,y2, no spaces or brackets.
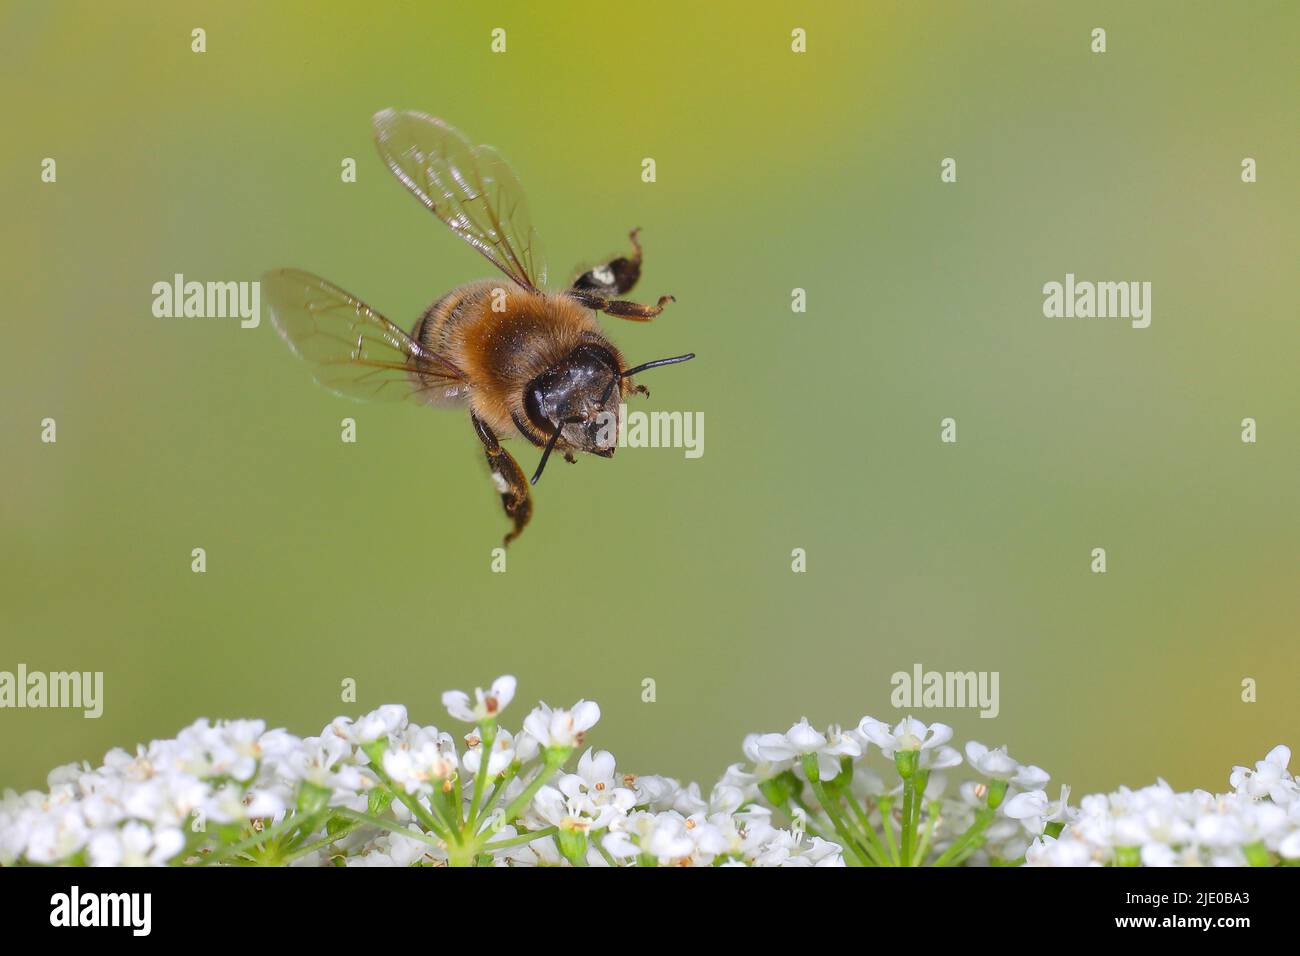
412,281,495,355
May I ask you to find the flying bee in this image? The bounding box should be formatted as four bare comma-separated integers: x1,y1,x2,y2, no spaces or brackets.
264,109,694,546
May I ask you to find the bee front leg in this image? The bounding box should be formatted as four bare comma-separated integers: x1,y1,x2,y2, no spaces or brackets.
472,414,532,547
570,290,675,322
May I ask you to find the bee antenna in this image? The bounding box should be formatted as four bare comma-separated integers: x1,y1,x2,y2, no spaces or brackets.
620,353,695,378
530,425,564,486
530,416,584,486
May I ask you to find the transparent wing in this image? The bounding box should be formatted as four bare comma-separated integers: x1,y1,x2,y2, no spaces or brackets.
263,268,465,404
373,109,547,292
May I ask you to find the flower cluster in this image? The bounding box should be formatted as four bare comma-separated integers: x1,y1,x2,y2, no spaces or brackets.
0,679,1294,867
1026,746,1299,866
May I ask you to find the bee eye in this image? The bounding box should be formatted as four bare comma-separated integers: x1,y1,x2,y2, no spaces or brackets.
523,383,552,434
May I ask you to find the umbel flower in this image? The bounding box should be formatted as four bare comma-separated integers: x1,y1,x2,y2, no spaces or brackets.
0,677,1295,867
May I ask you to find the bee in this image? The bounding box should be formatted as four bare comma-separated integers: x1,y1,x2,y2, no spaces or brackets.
264,109,694,546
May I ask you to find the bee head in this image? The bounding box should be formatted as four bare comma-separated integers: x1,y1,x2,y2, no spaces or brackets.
524,346,695,486
524,344,622,463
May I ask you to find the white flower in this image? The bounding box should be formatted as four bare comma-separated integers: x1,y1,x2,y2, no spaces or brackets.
964,741,1018,778
1014,764,1051,789
332,705,408,745
716,763,759,802
1230,745,1295,804
87,822,185,867
1003,785,1073,835
462,728,516,777
859,717,953,758
754,718,860,780
521,700,600,750
0,675,1292,869
202,783,286,825
23,806,89,864
274,734,365,805
604,810,696,863
819,724,864,777
381,730,458,796
964,742,1048,787
755,718,826,761
631,774,681,811
442,676,517,724
531,785,623,835
742,733,793,780
559,749,636,813
1025,833,1099,867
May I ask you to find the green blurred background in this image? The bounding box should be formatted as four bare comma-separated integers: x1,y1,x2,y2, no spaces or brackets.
2,1,1296,795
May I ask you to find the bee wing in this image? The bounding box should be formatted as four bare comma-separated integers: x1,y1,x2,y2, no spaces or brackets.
373,109,547,293
263,268,465,404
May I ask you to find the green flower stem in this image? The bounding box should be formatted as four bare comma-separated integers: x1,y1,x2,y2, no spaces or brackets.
334,808,447,853
466,724,497,829
933,808,994,867
789,791,819,826
894,751,921,867
398,785,456,841
361,740,454,841
806,795,863,861
878,797,900,865
440,780,464,837
952,834,988,866
476,761,523,831
282,821,360,863
1114,845,1141,867
900,784,915,866
912,799,941,866
784,792,840,847
207,811,316,865
481,824,557,852
800,755,870,867
912,770,929,826
498,754,565,831
1243,842,1272,867
845,795,891,866
827,790,886,866
557,832,589,866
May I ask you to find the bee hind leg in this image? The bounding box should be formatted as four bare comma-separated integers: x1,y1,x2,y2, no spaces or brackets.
472,414,532,547
570,229,675,322
572,228,645,296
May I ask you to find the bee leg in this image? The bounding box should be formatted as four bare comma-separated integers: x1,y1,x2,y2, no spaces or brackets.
564,451,578,464
472,414,532,547
572,228,645,297
570,290,675,322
